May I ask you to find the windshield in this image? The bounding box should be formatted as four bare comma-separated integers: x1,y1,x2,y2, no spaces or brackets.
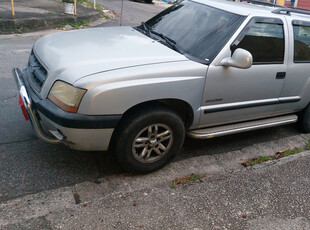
137,0,245,64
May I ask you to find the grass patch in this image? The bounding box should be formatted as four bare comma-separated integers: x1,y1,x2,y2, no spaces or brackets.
69,19,90,28
77,0,110,18
70,19,90,28
246,159,260,167
244,155,274,167
15,26,27,34
47,12,57,16
258,156,271,162
171,173,211,189
188,173,204,182
241,139,310,167
282,148,303,157
306,139,310,150
58,19,90,30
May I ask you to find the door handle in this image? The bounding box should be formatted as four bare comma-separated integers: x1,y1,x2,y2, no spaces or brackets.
276,72,286,79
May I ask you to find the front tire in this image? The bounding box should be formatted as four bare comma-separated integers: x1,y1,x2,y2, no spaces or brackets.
113,106,185,173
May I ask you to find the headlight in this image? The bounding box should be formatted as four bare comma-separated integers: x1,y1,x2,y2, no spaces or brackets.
48,81,86,113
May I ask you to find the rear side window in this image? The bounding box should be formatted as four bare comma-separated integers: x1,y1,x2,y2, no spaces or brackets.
234,19,284,64
293,24,310,62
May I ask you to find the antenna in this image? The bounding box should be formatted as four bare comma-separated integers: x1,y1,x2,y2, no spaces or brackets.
120,0,124,26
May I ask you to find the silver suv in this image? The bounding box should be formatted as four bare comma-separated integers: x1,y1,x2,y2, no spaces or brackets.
13,0,310,173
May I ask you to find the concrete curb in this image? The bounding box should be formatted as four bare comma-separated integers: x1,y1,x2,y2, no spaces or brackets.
0,11,100,35
225,150,310,176
0,17,109,39
245,149,310,170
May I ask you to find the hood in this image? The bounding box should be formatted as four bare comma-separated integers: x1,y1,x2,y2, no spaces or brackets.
33,26,187,84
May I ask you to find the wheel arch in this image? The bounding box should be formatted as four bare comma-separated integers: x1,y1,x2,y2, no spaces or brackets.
122,99,193,127
109,99,193,151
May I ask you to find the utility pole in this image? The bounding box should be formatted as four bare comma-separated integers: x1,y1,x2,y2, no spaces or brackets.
120,0,124,26
11,0,15,19
74,0,77,16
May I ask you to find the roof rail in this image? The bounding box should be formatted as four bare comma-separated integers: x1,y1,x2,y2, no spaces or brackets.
245,0,283,8
272,7,310,16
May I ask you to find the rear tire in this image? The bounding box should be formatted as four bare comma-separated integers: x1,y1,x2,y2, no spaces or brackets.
298,104,310,133
112,105,185,173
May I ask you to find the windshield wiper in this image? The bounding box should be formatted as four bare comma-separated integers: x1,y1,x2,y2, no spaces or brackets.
139,22,181,53
141,22,150,36
149,30,181,53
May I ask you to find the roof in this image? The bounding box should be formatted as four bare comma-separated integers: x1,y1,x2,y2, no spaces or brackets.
192,0,277,16
192,0,310,20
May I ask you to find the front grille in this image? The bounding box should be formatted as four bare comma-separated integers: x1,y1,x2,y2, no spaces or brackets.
28,52,47,92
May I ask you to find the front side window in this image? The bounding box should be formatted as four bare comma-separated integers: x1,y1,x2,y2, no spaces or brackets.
293,24,310,62
234,19,284,64
136,0,245,64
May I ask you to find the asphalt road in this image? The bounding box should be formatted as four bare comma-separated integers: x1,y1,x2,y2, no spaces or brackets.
96,0,165,26
0,0,304,203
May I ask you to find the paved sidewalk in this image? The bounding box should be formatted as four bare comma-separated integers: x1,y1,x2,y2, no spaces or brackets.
0,0,100,34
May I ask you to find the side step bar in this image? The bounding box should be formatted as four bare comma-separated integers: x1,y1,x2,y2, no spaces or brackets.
187,115,298,139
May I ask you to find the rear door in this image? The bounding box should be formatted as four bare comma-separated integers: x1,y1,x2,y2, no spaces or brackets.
275,18,310,115
199,17,288,128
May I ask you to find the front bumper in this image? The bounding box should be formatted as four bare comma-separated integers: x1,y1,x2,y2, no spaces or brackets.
12,68,121,151
13,68,60,144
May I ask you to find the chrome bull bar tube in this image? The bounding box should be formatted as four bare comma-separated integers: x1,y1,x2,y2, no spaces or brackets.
12,68,60,144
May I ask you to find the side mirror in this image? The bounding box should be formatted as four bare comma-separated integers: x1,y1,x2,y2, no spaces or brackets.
221,48,253,69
